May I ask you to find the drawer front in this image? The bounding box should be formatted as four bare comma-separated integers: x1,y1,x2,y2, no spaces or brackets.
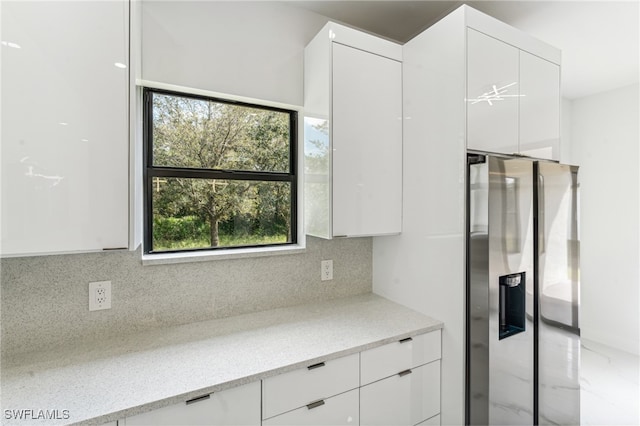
360,360,440,426
262,353,359,419
361,330,441,385
123,381,260,426
263,389,359,426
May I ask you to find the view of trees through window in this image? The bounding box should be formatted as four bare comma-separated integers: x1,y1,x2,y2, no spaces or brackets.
146,90,296,252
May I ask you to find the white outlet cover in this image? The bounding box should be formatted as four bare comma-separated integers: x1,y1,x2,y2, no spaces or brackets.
321,260,333,281
89,280,112,311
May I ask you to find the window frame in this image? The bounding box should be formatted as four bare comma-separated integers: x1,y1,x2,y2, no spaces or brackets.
143,87,298,255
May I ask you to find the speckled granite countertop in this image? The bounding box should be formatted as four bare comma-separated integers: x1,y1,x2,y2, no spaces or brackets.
1,293,442,426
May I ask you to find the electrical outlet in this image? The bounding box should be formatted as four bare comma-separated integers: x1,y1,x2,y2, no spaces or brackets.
321,260,333,281
89,281,111,311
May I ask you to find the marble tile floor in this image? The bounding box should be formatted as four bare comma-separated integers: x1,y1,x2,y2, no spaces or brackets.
581,339,639,425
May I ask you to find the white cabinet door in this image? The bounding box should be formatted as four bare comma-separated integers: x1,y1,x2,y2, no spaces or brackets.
263,389,359,426
1,1,129,256
123,382,260,426
360,360,441,426
467,28,519,155
519,51,560,160
332,43,403,237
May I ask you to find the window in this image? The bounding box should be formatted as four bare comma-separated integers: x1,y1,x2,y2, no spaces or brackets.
143,88,297,254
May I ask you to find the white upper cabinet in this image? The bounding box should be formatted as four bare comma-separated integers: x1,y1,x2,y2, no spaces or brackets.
1,1,130,256
466,27,561,160
519,51,560,160
467,29,520,156
304,22,402,239
332,43,403,237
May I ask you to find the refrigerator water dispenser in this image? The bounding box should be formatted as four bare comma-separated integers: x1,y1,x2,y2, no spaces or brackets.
498,272,526,340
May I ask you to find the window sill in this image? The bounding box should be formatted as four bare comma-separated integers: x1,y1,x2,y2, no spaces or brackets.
141,243,307,266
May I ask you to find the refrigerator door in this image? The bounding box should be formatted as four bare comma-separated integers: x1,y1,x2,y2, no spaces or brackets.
468,155,490,425
468,155,534,425
537,162,580,425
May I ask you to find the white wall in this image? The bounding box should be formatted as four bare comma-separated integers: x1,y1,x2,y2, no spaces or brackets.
569,83,640,355
142,1,327,106
561,98,573,164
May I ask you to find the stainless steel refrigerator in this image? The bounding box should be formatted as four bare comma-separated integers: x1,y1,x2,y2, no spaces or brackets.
466,153,580,425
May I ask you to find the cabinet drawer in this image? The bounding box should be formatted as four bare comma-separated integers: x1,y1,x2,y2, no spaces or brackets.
262,353,359,419
360,360,441,426
123,381,260,426
263,389,359,426
361,330,441,385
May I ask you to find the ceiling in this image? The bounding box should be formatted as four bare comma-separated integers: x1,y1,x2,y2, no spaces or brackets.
286,1,639,100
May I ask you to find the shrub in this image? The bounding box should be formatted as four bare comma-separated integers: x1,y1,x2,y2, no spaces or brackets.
153,215,209,243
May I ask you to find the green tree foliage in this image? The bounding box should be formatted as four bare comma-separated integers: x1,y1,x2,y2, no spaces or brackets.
151,93,291,250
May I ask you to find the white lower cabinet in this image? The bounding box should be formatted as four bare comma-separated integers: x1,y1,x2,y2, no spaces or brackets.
360,360,441,426
122,381,260,426
263,389,359,426
120,330,442,426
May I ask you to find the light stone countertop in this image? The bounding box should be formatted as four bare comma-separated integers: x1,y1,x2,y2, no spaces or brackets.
0,293,443,426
